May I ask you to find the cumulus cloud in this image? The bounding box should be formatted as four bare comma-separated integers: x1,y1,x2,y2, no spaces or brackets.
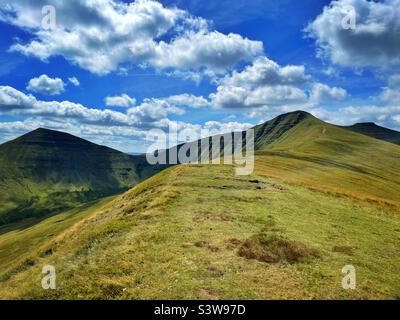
0,86,37,111
310,83,347,103
209,57,311,109
128,98,185,123
105,94,136,108
144,31,263,72
0,86,138,127
1,84,201,130
1,0,263,76
26,74,65,95
219,56,310,88
380,74,400,105
68,77,80,86
305,0,400,69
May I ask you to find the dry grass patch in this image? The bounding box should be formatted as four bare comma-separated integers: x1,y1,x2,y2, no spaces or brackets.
333,245,354,255
238,221,319,264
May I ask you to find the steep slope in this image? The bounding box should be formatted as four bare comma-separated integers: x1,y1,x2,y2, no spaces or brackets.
0,128,162,224
253,110,311,149
342,122,400,145
0,165,399,299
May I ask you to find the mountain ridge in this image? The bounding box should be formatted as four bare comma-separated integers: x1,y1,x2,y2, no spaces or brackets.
342,122,400,145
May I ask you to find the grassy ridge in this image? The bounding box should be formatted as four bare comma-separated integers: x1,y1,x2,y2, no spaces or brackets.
254,112,400,205
0,165,399,299
0,111,399,299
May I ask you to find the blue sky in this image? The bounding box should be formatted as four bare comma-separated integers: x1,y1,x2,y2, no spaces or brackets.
0,0,399,152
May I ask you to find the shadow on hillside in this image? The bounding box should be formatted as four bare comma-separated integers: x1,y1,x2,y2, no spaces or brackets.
0,198,108,236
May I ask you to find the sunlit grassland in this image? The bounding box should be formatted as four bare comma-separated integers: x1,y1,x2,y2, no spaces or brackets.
0,165,399,300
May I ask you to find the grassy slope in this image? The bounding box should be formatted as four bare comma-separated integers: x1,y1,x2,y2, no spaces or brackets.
254,112,400,205
0,197,115,275
0,165,399,300
1,112,399,299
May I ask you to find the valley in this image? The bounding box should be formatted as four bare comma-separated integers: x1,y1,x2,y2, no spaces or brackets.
0,111,399,299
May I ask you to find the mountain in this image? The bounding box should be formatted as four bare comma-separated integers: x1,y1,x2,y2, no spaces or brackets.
163,110,400,205
0,128,163,224
342,122,400,145
252,111,400,205
1,111,400,299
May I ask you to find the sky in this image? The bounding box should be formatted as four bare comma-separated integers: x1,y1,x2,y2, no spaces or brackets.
0,0,399,152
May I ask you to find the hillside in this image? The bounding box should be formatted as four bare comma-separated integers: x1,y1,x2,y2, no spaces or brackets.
0,128,163,224
342,122,400,145
253,111,400,205
0,164,399,299
0,111,400,299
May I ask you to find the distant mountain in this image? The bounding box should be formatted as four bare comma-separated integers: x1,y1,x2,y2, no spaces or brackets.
342,122,400,145
0,128,163,224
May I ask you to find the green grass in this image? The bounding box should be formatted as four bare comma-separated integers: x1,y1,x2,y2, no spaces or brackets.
0,165,399,300
254,112,400,205
1,111,399,300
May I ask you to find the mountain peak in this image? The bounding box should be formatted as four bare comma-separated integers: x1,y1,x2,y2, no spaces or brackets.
32,127,55,133
253,110,318,149
11,127,89,147
282,110,312,117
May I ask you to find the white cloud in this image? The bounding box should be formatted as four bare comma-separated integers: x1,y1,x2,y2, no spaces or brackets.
144,31,263,73
165,94,209,108
380,74,400,105
203,120,253,135
219,57,310,88
26,74,65,95
128,98,185,123
2,0,263,76
0,85,135,127
105,94,136,108
310,83,347,103
0,86,36,111
305,0,400,69
0,85,193,129
68,77,80,87
209,57,311,109
310,104,400,130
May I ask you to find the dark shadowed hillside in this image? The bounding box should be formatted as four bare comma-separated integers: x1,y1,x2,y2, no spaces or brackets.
342,122,400,145
0,128,163,224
